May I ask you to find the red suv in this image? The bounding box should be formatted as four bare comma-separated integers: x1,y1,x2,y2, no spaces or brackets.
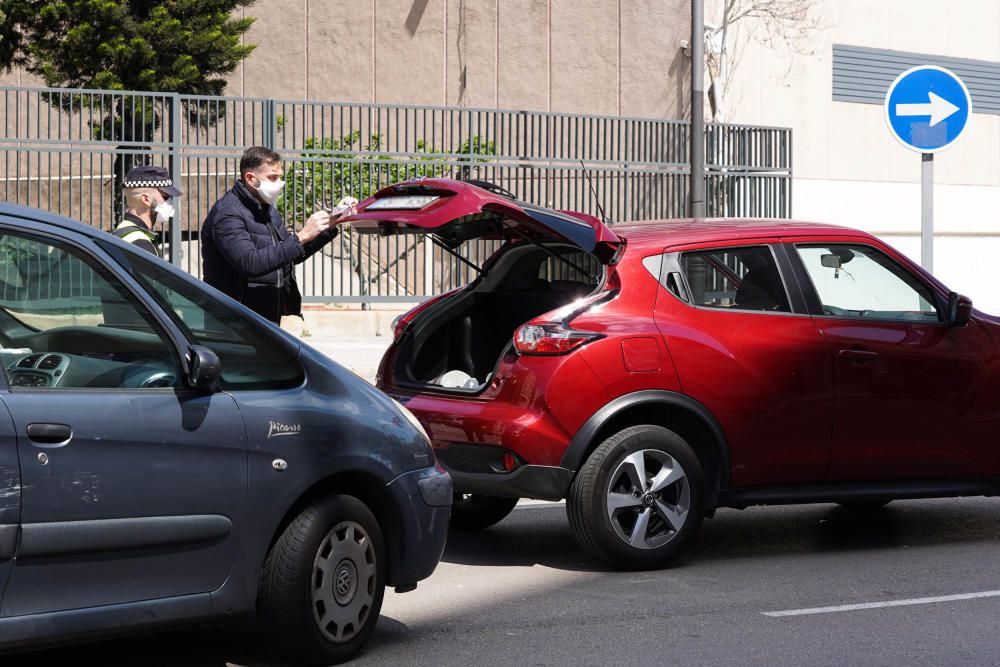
348,178,996,570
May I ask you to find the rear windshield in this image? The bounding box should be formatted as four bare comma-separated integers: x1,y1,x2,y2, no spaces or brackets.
537,250,602,286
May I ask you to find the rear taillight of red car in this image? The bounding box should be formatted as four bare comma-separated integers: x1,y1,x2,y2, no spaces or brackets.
514,323,602,355
513,276,617,355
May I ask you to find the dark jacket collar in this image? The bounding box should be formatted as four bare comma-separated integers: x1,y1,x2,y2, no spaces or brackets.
233,179,269,214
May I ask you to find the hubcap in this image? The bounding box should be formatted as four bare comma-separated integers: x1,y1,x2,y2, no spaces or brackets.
605,449,690,550
334,559,358,605
312,521,377,643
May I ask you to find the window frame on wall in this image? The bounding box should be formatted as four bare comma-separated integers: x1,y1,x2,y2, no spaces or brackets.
833,44,1000,115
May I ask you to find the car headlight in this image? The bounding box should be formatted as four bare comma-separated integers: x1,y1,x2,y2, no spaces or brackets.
392,398,431,444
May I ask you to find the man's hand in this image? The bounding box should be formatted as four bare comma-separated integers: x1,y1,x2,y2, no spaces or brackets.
296,210,331,245
330,199,358,222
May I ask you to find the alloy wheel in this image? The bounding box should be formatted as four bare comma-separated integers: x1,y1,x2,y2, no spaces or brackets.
605,449,690,550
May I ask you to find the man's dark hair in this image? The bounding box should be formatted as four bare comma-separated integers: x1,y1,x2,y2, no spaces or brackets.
239,146,281,176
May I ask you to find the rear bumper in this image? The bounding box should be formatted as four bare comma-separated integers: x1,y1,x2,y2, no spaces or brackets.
385,466,452,587
389,394,577,468
445,462,574,501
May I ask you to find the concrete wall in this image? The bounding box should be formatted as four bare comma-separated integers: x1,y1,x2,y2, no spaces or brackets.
227,0,692,118
718,0,1000,313
0,1,692,118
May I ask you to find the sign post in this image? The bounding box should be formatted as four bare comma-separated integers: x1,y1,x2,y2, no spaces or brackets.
884,66,972,272
922,153,933,270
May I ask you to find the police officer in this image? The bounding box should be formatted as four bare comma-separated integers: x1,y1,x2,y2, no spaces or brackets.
113,165,183,257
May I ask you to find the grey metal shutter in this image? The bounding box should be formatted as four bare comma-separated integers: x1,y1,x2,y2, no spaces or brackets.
833,44,1000,115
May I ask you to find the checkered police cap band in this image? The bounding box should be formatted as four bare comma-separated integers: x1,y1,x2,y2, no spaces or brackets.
123,178,174,188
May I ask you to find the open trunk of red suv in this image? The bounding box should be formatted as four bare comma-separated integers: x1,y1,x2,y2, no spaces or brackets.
342,178,621,393
391,241,606,391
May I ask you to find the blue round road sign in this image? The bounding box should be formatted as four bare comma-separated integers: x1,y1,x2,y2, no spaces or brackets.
884,66,971,153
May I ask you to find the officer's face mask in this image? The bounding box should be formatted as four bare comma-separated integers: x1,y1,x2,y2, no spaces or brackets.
143,192,174,224
154,198,175,224
249,172,285,205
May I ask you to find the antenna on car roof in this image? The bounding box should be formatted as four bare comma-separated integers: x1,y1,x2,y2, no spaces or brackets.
580,160,610,225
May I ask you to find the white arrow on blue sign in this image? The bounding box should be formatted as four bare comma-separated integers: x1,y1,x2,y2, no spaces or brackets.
884,65,972,153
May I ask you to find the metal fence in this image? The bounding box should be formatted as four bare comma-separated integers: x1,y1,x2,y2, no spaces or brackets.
0,85,792,304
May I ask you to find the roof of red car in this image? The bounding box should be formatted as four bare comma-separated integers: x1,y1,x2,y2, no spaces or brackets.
611,218,875,252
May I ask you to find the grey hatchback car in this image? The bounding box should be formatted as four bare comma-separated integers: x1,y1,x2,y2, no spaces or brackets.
0,204,451,664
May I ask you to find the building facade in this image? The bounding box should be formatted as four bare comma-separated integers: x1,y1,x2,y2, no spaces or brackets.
219,0,691,119
0,1,690,118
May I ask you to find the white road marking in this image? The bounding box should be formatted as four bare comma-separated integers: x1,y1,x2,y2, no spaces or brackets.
763,590,1000,617
515,499,564,510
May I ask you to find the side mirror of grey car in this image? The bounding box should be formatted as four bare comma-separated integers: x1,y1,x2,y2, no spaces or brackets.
187,345,222,392
946,292,972,327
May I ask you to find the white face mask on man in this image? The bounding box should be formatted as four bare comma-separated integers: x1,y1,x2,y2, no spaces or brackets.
154,199,175,224
250,174,286,205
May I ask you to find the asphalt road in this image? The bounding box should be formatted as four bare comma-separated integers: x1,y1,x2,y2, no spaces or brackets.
13,497,1000,666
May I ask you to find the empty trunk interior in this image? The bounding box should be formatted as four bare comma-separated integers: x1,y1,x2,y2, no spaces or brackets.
396,242,604,390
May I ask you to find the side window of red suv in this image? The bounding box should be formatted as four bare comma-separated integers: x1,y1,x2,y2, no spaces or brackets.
681,246,791,312
795,243,940,322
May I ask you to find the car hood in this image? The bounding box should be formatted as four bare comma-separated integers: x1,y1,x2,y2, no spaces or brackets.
341,178,621,262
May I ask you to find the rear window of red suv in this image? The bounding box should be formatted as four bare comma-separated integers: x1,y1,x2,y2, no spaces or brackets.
681,246,791,313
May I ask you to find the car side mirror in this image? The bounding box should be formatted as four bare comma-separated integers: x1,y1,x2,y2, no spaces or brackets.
946,292,972,327
186,345,221,392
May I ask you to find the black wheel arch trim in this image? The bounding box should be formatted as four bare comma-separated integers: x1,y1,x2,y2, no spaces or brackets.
561,390,732,493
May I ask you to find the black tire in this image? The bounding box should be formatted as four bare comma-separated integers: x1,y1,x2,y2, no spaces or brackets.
449,493,519,531
567,425,705,570
258,495,386,666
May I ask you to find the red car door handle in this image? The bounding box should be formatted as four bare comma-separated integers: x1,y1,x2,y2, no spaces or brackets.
839,349,879,363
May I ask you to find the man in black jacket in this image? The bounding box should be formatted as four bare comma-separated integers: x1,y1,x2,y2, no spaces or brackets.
201,146,353,323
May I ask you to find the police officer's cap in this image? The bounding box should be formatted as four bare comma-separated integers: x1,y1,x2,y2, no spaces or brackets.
123,165,182,197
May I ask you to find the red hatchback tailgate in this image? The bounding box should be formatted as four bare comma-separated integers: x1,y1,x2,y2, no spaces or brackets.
342,178,621,261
